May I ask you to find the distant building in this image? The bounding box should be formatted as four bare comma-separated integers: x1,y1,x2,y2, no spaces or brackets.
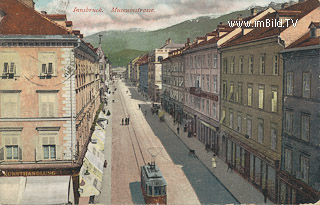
162,48,185,123
0,0,101,203
279,22,320,204
148,39,184,102
137,54,149,95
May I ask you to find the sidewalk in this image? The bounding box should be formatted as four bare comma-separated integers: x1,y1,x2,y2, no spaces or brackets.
159,110,273,204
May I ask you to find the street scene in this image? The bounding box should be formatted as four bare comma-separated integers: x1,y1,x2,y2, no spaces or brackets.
0,0,319,204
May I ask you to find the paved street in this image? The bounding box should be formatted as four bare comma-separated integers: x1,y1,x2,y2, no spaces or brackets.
96,79,200,204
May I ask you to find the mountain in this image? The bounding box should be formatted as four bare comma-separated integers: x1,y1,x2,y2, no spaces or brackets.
84,1,296,67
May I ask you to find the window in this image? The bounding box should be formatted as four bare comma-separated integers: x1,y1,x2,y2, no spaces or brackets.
236,83,242,104
258,119,264,144
196,75,200,88
1,131,22,160
239,57,244,74
258,85,264,109
36,129,60,161
259,54,265,75
202,55,205,67
206,75,210,91
202,75,205,89
213,76,217,93
302,73,310,98
271,123,277,150
285,110,293,134
38,92,58,117
43,145,56,159
158,56,163,62
38,52,56,76
247,84,252,107
271,89,278,113
273,55,278,75
248,56,253,74
206,100,209,114
286,72,293,95
202,99,205,112
301,114,310,142
207,54,211,67
1,92,20,118
221,108,226,124
300,155,309,183
237,113,242,133
246,116,252,138
284,148,292,174
229,110,233,129
212,102,216,118
230,57,235,74
213,54,217,68
222,81,227,99
2,62,16,78
223,58,227,73
228,82,234,101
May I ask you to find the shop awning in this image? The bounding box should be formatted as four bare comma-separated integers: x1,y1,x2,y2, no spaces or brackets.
0,177,26,204
22,176,74,204
201,120,217,132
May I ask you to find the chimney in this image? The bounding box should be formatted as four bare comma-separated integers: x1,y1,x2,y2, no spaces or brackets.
237,14,242,20
99,34,103,47
41,11,47,15
281,2,289,9
168,38,171,44
187,38,190,44
251,8,257,16
18,0,35,9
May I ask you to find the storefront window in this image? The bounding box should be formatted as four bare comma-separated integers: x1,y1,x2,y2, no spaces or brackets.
267,166,276,200
250,154,254,181
255,157,261,186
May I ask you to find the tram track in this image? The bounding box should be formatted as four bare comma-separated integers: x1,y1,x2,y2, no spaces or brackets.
117,81,147,174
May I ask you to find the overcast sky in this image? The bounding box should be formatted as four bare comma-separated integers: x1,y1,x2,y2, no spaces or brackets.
34,0,288,36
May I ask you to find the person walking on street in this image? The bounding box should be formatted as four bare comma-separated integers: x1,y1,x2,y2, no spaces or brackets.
122,118,124,125
125,117,128,125
227,162,233,173
177,126,180,134
138,104,141,109
128,117,130,125
212,154,217,169
145,110,147,116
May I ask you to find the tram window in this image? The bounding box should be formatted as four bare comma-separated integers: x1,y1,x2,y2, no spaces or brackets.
154,186,161,195
162,186,166,195
149,185,153,195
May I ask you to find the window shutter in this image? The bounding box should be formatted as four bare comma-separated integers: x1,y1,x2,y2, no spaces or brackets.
19,147,22,160
10,62,15,73
48,63,53,74
35,146,42,161
42,64,47,74
42,136,49,145
3,62,8,73
0,147,4,161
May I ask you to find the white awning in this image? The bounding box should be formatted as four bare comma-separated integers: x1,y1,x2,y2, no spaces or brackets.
22,175,74,204
0,177,26,204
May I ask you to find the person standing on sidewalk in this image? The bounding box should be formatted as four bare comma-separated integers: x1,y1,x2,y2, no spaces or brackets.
128,116,130,125
122,118,124,125
212,154,217,168
177,126,180,134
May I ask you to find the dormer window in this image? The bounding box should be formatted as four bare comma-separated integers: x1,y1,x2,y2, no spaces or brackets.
310,27,316,37
0,9,6,22
308,22,320,38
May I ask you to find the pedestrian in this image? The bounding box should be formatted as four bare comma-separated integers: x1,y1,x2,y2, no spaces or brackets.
145,110,147,116
227,162,233,173
128,117,130,125
138,104,141,109
212,154,217,168
104,160,108,168
177,126,180,134
262,188,268,203
122,118,124,125
125,117,128,125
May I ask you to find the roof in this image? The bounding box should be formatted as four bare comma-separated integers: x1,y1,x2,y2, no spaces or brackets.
42,14,67,20
136,54,148,65
160,43,185,49
221,0,319,48
287,32,320,49
309,21,320,28
0,0,70,35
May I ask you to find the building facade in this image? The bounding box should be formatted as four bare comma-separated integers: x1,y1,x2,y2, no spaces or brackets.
279,23,320,204
219,1,319,202
148,39,184,102
162,48,185,123
0,1,101,203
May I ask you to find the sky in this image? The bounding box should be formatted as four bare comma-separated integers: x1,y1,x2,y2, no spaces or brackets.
34,0,288,36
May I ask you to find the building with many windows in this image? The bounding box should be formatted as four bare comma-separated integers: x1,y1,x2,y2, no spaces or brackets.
279,22,320,204
137,54,149,95
162,47,185,123
0,0,100,203
148,39,184,102
219,0,319,202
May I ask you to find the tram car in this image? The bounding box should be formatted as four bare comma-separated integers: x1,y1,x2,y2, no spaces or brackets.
141,162,167,204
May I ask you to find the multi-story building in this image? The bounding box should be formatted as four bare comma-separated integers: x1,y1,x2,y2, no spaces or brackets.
162,48,185,123
134,54,147,88
183,8,274,154
137,54,149,95
278,22,320,204
0,0,100,203
219,0,319,202
128,56,140,84
148,39,184,102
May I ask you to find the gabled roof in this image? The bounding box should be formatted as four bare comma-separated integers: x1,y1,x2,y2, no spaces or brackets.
0,0,69,35
221,0,319,48
287,32,320,49
136,54,148,65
